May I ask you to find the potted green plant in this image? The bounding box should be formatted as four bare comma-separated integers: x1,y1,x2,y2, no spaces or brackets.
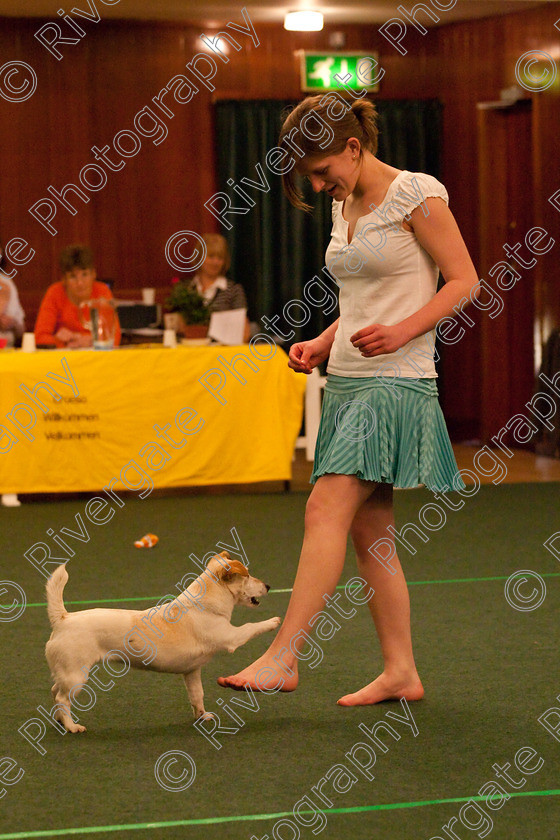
166,278,210,338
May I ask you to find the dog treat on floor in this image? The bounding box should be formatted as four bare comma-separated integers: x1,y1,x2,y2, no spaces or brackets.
134,533,159,548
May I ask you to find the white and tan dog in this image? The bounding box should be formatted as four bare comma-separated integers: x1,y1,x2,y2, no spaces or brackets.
45,552,280,733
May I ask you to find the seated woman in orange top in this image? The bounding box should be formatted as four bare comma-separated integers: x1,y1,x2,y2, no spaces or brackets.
35,244,121,348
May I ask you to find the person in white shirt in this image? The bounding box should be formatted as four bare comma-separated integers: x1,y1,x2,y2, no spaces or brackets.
0,242,25,347
218,94,480,707
1,241,25,507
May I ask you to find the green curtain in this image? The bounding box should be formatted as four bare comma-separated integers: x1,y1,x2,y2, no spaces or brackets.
215,98,442,341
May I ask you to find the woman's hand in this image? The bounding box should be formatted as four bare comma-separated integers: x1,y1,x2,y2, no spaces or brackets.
56,327,92,348
350,323,409,357
67,333,93,349
55,327,75,344
288,335,332,374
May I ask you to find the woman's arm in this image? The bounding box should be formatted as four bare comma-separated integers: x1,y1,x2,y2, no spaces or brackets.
351,198,480,357
287,317,340,373
0,281,10,322
34,286,61,346
319,317,340,346
0,279,26,337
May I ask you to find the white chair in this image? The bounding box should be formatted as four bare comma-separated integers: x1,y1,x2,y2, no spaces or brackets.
296,367,327,461
1,494,21,507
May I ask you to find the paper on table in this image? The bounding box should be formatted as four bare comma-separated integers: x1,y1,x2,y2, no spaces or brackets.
208,308,246,345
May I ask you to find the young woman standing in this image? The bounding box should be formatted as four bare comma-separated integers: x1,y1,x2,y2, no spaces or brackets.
219,96,479,706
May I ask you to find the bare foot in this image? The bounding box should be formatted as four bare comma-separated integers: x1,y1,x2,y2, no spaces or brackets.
217,653,299,692
337,672,424,706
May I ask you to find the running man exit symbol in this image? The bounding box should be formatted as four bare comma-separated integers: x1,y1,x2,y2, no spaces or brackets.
300,52,381,92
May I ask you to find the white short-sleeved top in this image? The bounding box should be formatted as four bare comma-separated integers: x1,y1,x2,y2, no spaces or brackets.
325,170,449,378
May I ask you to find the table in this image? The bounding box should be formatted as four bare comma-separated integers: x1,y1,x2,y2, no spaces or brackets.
0,345,306,494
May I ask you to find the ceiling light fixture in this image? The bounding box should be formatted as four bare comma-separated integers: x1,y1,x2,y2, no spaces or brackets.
284,11,324,31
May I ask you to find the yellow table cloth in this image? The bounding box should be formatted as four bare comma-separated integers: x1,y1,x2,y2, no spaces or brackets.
0,345,306,494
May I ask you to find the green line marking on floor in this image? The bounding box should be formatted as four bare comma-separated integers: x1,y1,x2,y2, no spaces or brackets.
17,572,560,609
1,789,559,838
406,572,560,586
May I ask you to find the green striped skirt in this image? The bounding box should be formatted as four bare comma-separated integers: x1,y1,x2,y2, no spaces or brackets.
310,375,465,491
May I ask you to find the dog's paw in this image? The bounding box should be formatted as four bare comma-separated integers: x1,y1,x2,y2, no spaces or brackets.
68,723,87,734
194,711,215,722
269,616,282,630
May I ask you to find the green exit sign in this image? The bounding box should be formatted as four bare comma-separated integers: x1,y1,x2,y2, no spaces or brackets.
300,52,380,93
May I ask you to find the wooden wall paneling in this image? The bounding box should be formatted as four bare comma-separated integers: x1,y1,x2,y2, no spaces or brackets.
501,3,560,87
418,21,504,440
478,105,510,442
501,100,535,419
43,44,96,252
147,24,220,261
498,3,560,386
88,25,181,292
0,19,95,325
426,5,560,441
88,24,152,291
210,22,432,102
69,22,218,294
532,91,560,359
0,21,54,248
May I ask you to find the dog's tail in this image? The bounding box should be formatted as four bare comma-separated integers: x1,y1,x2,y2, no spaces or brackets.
46,564,69,628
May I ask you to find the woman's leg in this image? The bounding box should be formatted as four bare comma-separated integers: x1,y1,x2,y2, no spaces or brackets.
218,473,377,691
337,483,424,705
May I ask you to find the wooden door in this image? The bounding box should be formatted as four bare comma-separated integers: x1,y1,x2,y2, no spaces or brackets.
477,99,535,444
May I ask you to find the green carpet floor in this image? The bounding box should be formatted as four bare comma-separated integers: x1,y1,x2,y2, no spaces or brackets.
1,483,559,839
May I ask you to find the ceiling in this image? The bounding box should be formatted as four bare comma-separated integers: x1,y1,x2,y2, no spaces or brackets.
0,0,554,26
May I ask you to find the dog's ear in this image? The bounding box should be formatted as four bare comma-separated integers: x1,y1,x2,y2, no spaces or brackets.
218,559,249,582
205,552,232,579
